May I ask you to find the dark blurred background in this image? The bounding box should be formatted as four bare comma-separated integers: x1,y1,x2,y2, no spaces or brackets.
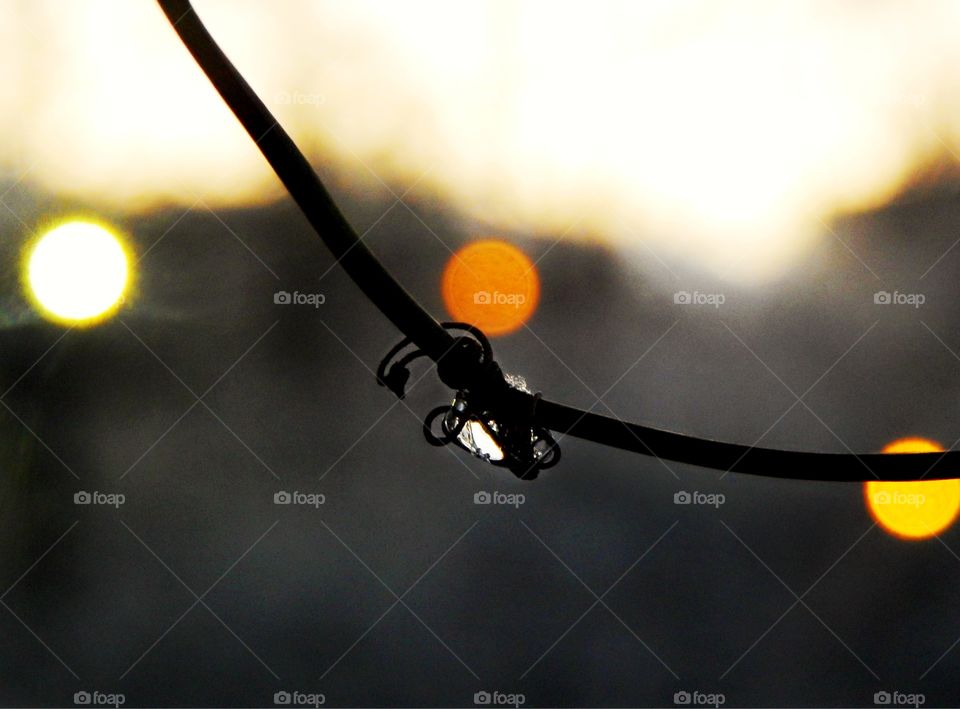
4,1,960,707
3,174,960,707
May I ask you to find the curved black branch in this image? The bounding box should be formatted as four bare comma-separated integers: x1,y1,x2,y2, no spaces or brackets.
157,0,960,482
156,0,454,363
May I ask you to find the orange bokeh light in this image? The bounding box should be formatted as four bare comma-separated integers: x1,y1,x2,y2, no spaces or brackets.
441,239,540,336
865,437,960,540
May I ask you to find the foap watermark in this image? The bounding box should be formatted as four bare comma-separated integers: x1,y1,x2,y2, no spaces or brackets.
674,291,725,308
74,491,125,508
273,690,325,707
674,690,725,707
274,491,326,508
474,490,525,508
674,490,725,508
873,689,925,707
870,490,925,508
474,690,525,707
73,691,125,707
874,290,925,308
274,290,326,308
473,290,526,308
275,90,325,107
876,91,927,109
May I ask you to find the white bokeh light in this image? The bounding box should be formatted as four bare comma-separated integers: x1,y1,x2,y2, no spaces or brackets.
26,221,130,325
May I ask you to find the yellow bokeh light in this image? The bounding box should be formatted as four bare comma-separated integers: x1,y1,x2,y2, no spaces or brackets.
865,437,960,540
24,220,130,326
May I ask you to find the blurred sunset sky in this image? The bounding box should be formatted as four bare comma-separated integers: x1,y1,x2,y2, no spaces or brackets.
4,0,960,279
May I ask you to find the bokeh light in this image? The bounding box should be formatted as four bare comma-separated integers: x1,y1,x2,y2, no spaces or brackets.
441,239,539,336
865,437,960,540
24,220,130,326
